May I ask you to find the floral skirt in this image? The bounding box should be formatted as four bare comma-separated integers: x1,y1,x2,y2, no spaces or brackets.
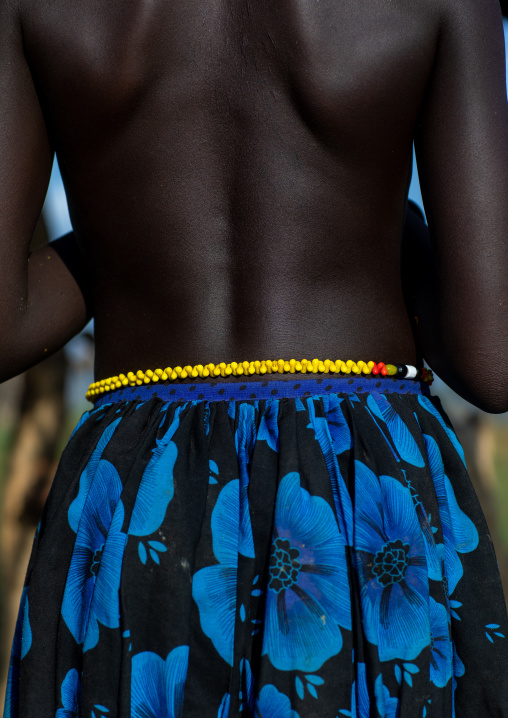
4,375,508,717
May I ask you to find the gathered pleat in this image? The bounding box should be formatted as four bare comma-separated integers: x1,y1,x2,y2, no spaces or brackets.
4,383,508,718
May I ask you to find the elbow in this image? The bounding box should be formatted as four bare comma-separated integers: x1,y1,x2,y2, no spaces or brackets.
470,390,508,415
433,361,508,414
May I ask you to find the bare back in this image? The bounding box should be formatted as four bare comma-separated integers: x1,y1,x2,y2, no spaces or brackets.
1,0,508,408
21,0,443,374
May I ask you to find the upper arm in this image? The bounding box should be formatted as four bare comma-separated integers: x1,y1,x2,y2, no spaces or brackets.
0,3,92,383
0,0,53,310
414,0,508,408
416,0,508,245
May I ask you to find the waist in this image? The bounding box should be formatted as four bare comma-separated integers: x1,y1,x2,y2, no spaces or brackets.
87,358,433,403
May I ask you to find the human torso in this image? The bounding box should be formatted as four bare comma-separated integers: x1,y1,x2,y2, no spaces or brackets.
20,0,441,377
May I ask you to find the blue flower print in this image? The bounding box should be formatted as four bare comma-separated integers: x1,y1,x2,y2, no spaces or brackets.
354,461,430,662
239,657,255,713
128,411,181,537
18,586,32,660
353,662,370,717
131,645,189,718
418,396,466,468
257,400,279,453
255,685,299,718
234,403,256,558
423,435,478,594
61,460,127,651
366,394,425,467
306,397,354,545
4,587,32,718
192,480,240,665
374,674,398,718
217,692,230,717
429,598,453,688
56,668,81,717
68,418,122,531
262,472,351,672
323,395,353,456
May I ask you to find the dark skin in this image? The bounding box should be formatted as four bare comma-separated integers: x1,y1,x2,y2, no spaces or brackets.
1,0,508,411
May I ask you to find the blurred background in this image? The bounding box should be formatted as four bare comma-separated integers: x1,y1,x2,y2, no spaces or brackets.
1,5,508,708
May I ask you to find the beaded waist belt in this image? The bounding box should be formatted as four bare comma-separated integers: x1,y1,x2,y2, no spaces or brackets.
86,359,433,401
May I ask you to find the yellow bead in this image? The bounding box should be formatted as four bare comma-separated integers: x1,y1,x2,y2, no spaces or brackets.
225,366,232,375
191,368,199,378
295,361,302,372
203,367,210,378
367,361,375,370
161,372,168,381
136,370,144,379
155,369,163,378
248,362,256,374
164,367,172,376
278,359,284,372
171,371,178,380
243,361,250,372
289,359,296,373
237,365,244,375
284,361,291,372
184,365,193,375
180,369,188,379
324,360,331,372
145,370,154,379
318,361,325,372
213,366,221,377
115,380,122,389
143,375,151,383
260,364,267,374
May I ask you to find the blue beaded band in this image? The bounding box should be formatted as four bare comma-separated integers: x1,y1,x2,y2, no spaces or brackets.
92,374,430,407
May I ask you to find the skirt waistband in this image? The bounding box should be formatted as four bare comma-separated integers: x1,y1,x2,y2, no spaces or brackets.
91,373,431,408
86,359,433,402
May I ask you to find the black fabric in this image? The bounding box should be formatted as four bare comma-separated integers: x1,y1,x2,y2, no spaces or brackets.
4,379,508,717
